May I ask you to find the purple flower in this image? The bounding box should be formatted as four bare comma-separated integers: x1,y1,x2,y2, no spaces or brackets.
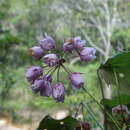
76,121,91,130
31,78,44,93
63,37,86,52
73,36,86,51
26,66,43,84
69,72,84,89
44,54,58,67
82,122,91,130
39,35,55,51
112,105,130,115
52,83,65,102
29,46,44,59
80,47,96,61
43,74,52,82
31,75,52,97
40,75,52,97
63,38,75,52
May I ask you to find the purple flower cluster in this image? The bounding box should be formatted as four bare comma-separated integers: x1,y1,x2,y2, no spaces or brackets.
63,36,96,62
26,35,96,102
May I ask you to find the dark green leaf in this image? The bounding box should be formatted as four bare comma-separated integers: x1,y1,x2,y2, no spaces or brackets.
36,115,78,130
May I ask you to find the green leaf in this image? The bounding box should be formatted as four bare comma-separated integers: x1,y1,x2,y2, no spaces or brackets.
101,94,130,108
100,52,130,69
99,52,130,94
36,115,78,130
98,52,130,129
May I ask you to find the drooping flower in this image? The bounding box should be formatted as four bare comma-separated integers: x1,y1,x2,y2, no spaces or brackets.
82,122,91,130
52,83,65,102
112,105,130,123
63,38,75,52
69,72,84,89
31,75,52,97
29,46,44,59
40,81,52,97
63,37,86,52
76,121,91,130
39,35,55,51
43,74,52,83
31,78,44,93
40,75,52,97
80,47,96,62
112,105,130,115
26,66,43,84
73,36,86,51
44,53,58,67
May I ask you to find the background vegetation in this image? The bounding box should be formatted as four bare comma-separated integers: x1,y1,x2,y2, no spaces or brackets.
0,0,130,129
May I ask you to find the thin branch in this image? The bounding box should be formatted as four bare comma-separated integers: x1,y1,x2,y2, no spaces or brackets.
83,103,104,130
111,0,119,31
82,87,121,130
81,29,105,56
89,16,107,46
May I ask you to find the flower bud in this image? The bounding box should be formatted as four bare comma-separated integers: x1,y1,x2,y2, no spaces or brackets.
69,72,84,89
39,35,55,51
44,54,58,67
52,83,65,102
80,47,96,62
82,122,91,130
73,36,86,51
26,66,43,84
43,74,52,83
29,46,44,59
31,78,44,93
31,75,52,97
40,75,52,97
63,38,75,52
112,105,129,115
76,121,91,130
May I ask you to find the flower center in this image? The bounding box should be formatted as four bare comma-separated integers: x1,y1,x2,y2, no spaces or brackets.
58,58,66,65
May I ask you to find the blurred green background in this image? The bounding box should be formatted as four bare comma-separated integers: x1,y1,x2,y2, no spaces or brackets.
0,0,130,129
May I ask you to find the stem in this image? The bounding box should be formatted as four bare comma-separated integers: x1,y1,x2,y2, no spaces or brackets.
57,66,60,82
74,102,82,118
81,103,85,121
113,70,125,126
82,87,121,130
75,50,80,56
82,87,103,110
66,65,72,73
45,68,53,75
61,64,70,74
83,103,104,130
42,66,50,71
42,65,49,68
45,65,57,76
50,65,58,76
97,70,105,100
97,69,108,130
